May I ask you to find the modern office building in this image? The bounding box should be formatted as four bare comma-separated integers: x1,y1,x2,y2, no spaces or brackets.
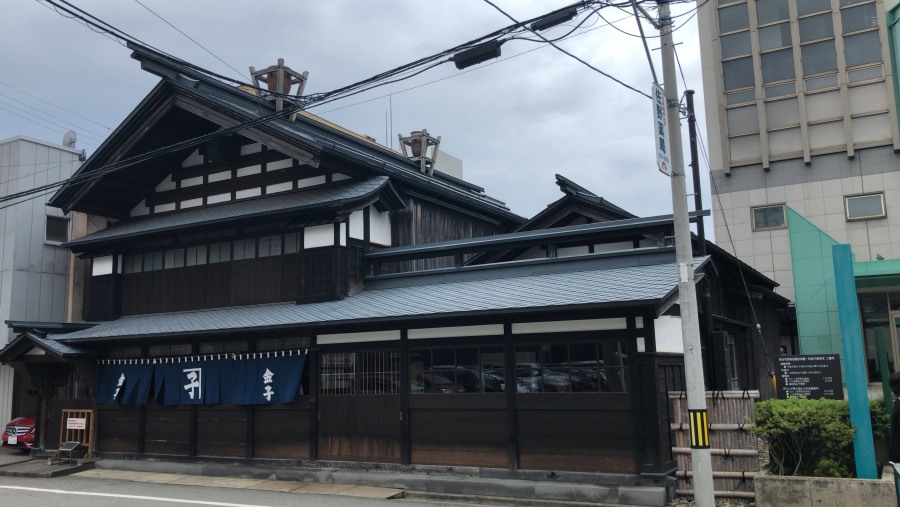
0,135,83,424
697,0,900,383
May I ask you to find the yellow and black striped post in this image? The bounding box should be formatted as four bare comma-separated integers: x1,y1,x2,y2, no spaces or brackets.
689,409,710,449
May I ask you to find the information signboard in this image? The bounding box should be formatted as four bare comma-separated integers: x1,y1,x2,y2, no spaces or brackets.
776,354,843,400
652,83,671,176
66,417,87,430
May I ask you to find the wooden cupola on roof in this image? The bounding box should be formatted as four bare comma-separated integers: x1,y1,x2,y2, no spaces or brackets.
249,58,309,121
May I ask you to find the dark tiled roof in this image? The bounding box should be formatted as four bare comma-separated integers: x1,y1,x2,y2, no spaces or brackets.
59,256,708,342
65,176,394,249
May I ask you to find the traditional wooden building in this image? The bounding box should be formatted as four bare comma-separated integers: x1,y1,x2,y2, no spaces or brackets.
1,44,786,497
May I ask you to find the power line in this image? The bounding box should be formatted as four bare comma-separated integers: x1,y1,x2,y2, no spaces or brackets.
0,81,113,131
480,0,651,99
0,103,99,150
130,0,248,82
0,93,107,143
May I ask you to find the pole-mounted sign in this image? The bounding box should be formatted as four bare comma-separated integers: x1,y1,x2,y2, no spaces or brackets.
653,83,672,176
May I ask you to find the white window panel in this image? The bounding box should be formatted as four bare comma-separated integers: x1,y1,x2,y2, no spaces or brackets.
155,174,176,192
370,208,392,246
267,159,293,171
181,176,203,187
208,170,231,183
235,187,261,199
727,104,759,136
765,82,796,98
298,175,327,188
237,164,261,177
339,222,347,246
240,143,262,155
207,192,231,204
131,199,150,217
806,90,843,122
729,134,761,162
181,148,204,167
850,82,888,116
154,202,176,213
332,173,350,182
848,65,883,83
349,209,364,240
305,224,334,249
768,127,802,157
266,181,293,194
726,89,756,105
851,113,891,144
180,197,202,209
92,255,114,276
765,98,800,129
808,121,845,150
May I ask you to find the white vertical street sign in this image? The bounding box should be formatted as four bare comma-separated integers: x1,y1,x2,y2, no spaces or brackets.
653,83,672,176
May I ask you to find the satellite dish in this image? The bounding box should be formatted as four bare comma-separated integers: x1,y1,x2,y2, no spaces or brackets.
63,131,77,148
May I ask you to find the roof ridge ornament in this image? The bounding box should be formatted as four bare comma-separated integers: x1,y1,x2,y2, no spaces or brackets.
398,129,441,176
249,58,309,122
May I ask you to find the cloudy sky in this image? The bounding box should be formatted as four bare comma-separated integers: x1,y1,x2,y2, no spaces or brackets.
0,0,710,227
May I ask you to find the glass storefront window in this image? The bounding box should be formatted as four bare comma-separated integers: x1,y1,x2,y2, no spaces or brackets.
321,350,399,395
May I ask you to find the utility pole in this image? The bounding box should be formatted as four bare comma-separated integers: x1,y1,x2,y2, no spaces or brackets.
657,2,715,505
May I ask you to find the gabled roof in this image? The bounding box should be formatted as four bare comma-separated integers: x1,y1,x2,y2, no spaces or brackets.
0,331,95,363
56,251,709,343
49,43,524,227
64,176,404,252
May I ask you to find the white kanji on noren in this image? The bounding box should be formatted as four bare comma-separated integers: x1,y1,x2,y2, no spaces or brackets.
183,368,202,400
113,373,125,401
262,368,275,401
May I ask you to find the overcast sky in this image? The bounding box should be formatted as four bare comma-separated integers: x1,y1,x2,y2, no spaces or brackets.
0,0,710,228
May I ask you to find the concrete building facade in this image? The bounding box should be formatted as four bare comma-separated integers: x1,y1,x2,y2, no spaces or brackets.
0,136,83,423
698,0,900,303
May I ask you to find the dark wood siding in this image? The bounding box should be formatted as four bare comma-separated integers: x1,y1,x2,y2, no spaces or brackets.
144,406,191,455
318,395,401,463
409,394,508,467
391,198,504,272
253,404,311,459
196,406,247,458
515,393,635,473
97,406,141,453
120,248,347,315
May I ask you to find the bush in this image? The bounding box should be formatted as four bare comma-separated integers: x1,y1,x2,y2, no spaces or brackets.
751,397,889,477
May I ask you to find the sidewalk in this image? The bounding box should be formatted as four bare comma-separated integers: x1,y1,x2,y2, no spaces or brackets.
0,447,669,506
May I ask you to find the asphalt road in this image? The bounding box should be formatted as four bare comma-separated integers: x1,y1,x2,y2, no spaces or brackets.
0,475,468,507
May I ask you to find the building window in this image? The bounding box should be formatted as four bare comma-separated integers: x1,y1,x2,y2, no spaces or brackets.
759,22,792,51
515,340,629,393
845,193,886,220
45,216,69,244
841,3,878,34
258,235,282,258
723,57,755,91
802,39,838,76
321,350,399,395
798,0,832,17
410,346,505,394
208,242,231,263
799,13,834,43
751,205,787,230
844,30,881,68
720,31,751,59
756,0,789,26
232,238,256,260
761,48,795,83
718,3,749,34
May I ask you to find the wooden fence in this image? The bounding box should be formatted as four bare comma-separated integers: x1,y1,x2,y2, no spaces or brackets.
670,391,760,503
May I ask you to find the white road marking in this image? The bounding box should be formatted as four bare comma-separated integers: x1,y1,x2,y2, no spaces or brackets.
0,485,275,507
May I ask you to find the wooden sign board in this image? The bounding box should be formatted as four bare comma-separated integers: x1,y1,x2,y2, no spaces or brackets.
776,354,843,400
66,418,86,430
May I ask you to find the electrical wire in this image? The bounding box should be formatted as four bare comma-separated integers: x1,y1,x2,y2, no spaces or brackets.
0,81,113,131
480,0,651,99
130,0,248,82
0,93,107,143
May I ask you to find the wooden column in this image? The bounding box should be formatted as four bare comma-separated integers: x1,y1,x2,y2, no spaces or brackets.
503,323,518,470
400,330,411,465
308,337,319,461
